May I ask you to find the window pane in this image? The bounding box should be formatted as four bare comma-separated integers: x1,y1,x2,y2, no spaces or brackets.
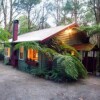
27,49,38,61
5,47,10,57
19,46,24,60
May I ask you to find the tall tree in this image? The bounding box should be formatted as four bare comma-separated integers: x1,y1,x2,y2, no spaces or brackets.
45,0,63,26
17,0,41,31
89,0,100,24
38,1,51,29
18,15,38,34
0,0,21,31
63,0,80,23
1,0,7,29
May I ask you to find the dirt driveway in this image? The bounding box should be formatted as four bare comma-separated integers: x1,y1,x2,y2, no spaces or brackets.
0,62,100,100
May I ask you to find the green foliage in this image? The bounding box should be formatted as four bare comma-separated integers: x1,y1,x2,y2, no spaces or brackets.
63,0,80,15
15,41,58,59
16,0,41,11
0,49,4,60
18,16,38,34
15,38,87,82
0,28,10,42
45,65,66,82
15,41,58,60
60,44,80,57
30,53,87,82
18,16,29,34
79,24,100,36
15,41,41,50
46,38,80,57
53,54,87,80
63,0,73,12
79,24,100,73
41,47,58,59
31,67,47,77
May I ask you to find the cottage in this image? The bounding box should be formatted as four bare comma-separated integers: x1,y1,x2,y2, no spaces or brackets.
4,20,97,73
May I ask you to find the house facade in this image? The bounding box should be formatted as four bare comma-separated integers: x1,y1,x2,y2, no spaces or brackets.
4,20,97,74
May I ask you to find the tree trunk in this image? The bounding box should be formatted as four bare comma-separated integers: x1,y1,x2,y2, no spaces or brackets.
1,0,7,29
8,0,13,32
28,11,31,31
55,0,61,26
73,0,78,23
91,0,100,24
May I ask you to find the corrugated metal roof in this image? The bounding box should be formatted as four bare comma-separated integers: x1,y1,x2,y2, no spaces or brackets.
9,23,77,43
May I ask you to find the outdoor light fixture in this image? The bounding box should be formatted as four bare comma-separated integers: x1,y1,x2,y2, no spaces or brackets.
71,51,75,55
64,29,73,34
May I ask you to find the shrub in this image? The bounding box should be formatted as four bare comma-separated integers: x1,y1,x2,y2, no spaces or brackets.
31,54,87,82
53,54,87,80
45,66,66,82
0,49,4,61
31,67,48,77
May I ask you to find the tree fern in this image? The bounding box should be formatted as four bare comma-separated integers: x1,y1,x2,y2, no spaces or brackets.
15,41,41,50
53,54,87,80
78,24,100,36
45,37,80,57
15,41,58,59
14,39,87,81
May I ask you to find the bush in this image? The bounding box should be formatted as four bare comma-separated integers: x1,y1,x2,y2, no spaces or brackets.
53,54,87,80
0,49,4,61
31,54,87,82
31,67,48,77
45,67,67,82
47,54,87,82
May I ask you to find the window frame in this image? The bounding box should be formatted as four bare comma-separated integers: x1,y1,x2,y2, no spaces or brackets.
4,47,11,58
19,46,24,60
27,49,38,61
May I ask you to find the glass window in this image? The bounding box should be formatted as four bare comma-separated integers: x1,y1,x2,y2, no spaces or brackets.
5,47,10,57
27,49,38,61
19,46,24,60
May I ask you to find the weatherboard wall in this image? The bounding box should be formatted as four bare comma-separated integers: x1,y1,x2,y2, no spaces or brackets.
17,49,47,73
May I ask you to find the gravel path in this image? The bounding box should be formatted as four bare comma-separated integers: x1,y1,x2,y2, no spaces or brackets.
0,62,100,100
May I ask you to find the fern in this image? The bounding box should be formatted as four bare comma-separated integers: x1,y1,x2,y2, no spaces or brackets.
53,54,87,80
78,24,100,36
14,39,87,81
70,54,87,78
15,41,41,50
46,37,80,57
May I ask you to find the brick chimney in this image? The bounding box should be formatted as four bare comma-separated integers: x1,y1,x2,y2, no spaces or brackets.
13,20,19,41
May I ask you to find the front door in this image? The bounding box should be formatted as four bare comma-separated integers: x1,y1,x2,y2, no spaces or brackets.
10,50,18,68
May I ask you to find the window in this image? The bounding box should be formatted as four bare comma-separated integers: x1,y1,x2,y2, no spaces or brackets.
88,51,93,57
4,47,10,57
19,46,24,60
27,49,38,61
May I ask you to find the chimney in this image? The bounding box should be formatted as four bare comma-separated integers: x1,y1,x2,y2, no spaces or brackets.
13,20,19,41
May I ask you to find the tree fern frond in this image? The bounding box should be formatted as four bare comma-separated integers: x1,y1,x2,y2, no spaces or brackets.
53,54,87,80
78,24,100,36
60,44,80,57
15,41,41,51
